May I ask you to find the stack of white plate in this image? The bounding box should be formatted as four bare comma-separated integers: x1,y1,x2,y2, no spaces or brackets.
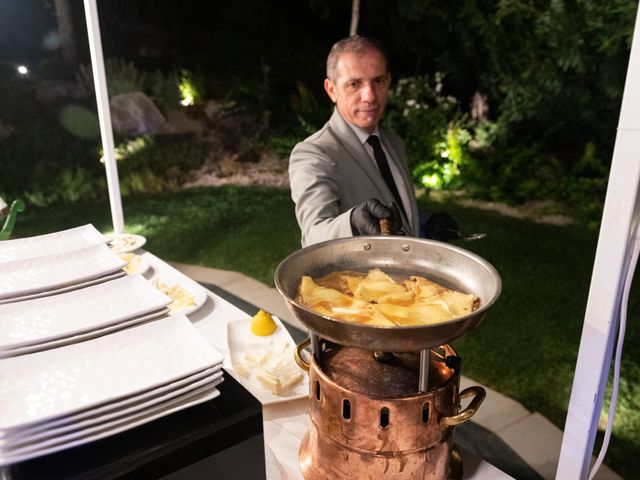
0,274,171,358
0,224,108,263
0,226,226,465
0,225,126,304
0,315,224,465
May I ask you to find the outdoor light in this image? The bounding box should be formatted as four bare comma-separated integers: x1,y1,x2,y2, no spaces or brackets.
180,94,194,107
178,69,200,107
17,65,28,75
421,173,440,188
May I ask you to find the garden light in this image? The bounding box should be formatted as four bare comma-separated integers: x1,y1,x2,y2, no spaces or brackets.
17,65,28,75
421,174,441,188
180,93,194,107
179,69,199,107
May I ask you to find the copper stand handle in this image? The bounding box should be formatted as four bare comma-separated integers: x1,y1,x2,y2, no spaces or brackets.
294,337,311,371
440,386,486,427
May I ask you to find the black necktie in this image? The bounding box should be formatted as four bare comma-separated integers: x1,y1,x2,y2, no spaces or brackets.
366,135,406,218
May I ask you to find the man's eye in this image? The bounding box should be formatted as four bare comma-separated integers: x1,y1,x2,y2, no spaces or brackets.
346,82,359,89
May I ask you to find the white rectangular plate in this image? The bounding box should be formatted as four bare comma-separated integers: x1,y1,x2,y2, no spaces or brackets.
0,386,220,466
0,366,222,438
0,315,224,431
0,271,126,305
0,224,108,264
226,316,308,405
0,244,127,300
0,274,171,350
2,373,224,447
0,309,170,357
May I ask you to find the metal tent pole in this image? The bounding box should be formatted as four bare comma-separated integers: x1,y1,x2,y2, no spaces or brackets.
556,6,640,478
83,0,124,234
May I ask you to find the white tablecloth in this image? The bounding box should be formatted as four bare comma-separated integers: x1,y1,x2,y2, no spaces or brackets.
146,254,513,479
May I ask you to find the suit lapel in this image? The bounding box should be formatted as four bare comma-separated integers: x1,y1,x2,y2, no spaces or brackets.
327,109,418,235
328,110,392,201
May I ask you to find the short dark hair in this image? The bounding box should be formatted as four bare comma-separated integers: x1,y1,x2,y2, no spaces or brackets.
326,35,388,81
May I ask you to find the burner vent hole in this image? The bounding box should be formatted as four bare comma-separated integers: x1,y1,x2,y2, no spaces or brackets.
342,399,351,419
379,407,390,428
422,403,430,423
315,381,321,401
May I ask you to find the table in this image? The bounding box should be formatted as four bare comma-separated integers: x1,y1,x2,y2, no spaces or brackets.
190,277,517,479
2,253,517,479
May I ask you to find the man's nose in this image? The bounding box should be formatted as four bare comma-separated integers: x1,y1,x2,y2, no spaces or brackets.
361,83,377,102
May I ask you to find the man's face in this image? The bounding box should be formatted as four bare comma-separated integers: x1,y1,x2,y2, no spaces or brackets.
324,49,390,133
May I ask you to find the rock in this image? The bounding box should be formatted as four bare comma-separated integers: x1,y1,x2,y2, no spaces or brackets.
110,92,172,136
204,100,227,120
163,107,204,134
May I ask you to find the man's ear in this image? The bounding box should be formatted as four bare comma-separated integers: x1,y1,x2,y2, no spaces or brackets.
324,78,337,103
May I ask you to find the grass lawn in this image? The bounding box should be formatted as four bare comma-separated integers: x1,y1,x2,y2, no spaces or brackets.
11,185,640,477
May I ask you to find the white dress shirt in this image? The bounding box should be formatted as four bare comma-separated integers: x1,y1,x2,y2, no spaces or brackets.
346,123,412,220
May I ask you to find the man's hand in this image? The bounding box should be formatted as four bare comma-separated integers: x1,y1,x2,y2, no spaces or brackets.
350,199,403,236
422,212,459,242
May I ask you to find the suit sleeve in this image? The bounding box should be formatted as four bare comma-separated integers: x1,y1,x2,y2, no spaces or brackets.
289,140,353,247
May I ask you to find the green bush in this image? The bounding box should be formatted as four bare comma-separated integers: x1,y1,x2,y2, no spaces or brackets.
0,116,101,200
0,58,208,208
385,74,478,190
116,134,207,194
148,69,181,106
1,108,207,206
290,82,329,135
76,58,182,107
263,133,301,159
385,75,453,182
77,58,147,97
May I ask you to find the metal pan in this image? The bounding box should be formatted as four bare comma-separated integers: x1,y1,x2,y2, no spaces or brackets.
274,236,501,352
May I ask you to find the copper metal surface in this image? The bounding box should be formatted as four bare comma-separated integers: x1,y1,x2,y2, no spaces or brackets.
274,236,502,352
318,344,455,397
298,344,478,479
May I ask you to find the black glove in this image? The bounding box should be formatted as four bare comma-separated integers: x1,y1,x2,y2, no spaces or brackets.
422,211,459,242
350,199,403,236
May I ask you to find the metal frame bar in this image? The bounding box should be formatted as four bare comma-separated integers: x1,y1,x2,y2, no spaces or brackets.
83,0,124,234
556,7,640,478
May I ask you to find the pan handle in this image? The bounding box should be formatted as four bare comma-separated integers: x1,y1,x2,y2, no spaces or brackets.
379,218,392,236
294,337,311,371
439,386,486,428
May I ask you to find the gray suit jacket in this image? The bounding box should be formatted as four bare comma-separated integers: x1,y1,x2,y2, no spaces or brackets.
289,109,420,247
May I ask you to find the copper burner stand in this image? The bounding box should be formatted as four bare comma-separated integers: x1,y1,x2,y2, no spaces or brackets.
295,339,485,479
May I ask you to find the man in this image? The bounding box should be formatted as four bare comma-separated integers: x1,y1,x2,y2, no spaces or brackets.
289,35,456,247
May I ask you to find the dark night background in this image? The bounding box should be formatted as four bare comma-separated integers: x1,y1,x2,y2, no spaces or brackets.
0,1,490,112
1,2,639,478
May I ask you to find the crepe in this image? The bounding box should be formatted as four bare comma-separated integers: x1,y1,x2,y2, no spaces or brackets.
298,269,477,327
156,281,196,311
298,276,393,325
